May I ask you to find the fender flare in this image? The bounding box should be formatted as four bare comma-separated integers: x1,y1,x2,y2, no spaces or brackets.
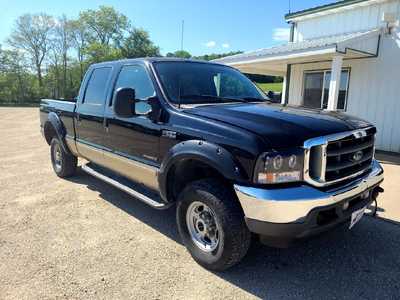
158,140,247,201
44,112,70,154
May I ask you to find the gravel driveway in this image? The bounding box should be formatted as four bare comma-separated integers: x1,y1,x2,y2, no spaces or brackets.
1,107,399,299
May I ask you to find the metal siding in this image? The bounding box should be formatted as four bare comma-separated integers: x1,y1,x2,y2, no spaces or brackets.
347,32,400,152
294,0,400,41
288,0,400,152
288,30,400,152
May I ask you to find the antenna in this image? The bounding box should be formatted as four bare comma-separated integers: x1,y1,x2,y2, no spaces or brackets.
180,20,185,51
288,0,291,13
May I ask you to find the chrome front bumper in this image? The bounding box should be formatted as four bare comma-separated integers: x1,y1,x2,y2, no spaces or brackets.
234,159,384,224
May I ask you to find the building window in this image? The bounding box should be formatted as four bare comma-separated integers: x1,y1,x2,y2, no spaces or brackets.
303,69,349,110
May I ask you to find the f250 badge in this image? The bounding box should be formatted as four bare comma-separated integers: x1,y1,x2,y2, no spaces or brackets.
162,130,177,139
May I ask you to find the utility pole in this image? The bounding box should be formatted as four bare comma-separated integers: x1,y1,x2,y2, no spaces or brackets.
181,20,184,51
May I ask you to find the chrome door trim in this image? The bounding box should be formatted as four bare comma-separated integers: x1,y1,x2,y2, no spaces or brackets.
76,140,159,190
65,135,79,157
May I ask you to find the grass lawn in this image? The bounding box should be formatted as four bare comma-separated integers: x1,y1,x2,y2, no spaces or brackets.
255,82,283,93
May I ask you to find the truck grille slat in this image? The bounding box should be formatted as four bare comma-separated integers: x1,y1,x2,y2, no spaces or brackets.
326,149,374,172
304,127,375,187
326,139,374,156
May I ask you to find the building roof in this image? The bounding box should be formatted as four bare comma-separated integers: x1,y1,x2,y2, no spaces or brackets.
285,0,372,21
212,29,381,75
214,29,379,64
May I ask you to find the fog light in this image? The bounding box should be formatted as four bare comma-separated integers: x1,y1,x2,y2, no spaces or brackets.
343,201,349,210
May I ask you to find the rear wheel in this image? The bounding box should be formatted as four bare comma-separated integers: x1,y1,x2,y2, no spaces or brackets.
50,138,77,178
176,179,251,271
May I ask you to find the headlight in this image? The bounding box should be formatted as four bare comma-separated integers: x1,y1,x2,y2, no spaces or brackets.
254,148,304,184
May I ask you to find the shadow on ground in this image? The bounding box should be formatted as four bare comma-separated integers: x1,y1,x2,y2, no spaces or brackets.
69,170,400,299
376,151,400,166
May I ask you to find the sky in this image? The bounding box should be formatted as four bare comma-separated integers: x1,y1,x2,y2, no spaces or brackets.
0,0,334,56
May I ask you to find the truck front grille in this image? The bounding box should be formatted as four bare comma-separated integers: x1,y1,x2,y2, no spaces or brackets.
304,127,375,187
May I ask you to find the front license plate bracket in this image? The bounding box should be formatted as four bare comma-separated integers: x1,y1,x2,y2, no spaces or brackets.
349,206,366,229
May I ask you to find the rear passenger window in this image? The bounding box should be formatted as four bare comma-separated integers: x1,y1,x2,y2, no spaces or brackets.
84,67,112,105
114,65,155,104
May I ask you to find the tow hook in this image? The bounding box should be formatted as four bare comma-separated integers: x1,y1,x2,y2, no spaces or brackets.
369,186,384,217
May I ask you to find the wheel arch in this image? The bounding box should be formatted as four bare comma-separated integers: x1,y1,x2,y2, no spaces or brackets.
43,112,70,154
158,140,247,203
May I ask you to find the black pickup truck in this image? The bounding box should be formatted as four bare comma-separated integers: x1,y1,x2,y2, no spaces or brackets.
40,58,384,271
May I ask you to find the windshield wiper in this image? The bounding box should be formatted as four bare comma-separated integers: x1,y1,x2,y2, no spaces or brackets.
179,94,271,105
241,97,271,102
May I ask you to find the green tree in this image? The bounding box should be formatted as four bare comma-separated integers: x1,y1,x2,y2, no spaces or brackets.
70,19,90,80
7,13,54,87
49,15,74,98
83,42,122,64
120,28,160,58
1,6,162,105
79,6,129,46
193,51,243,61
166,50,191,58
0,47,37,104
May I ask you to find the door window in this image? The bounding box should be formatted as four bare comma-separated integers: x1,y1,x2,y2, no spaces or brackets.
83,67,112,105
303,69,349,110
114,65,155,104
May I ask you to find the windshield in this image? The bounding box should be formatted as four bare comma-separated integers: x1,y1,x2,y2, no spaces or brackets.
153,61,267,105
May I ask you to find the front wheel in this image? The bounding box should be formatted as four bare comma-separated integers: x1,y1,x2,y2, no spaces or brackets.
176,179,251,271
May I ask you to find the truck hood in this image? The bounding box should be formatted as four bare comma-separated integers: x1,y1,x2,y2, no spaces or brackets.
185,103,372,149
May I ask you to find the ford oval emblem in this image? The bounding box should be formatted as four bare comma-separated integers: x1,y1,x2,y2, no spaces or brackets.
352,150,363,162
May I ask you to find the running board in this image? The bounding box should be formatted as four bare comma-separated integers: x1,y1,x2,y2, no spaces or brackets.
81,163,168,209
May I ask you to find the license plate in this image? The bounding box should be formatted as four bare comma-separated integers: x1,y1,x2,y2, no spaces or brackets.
349,206,366,229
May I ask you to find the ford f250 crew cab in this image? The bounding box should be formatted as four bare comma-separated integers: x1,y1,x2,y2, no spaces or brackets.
40,58,384,271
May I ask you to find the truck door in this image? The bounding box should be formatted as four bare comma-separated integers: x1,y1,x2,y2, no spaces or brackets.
102,64,161,190
75,66,113,165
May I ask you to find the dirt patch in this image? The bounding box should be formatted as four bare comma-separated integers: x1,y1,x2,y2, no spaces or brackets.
0,107,399,299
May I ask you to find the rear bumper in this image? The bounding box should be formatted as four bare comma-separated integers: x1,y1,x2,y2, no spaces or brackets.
234,160,384,245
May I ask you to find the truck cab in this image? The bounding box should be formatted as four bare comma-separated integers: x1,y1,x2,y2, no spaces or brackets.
40,58,384,271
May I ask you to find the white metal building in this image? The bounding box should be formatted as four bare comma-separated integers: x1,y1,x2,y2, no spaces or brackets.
214,0,400,153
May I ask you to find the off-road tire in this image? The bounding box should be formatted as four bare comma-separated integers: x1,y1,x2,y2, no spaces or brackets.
176,179,251,271
50,137,77,178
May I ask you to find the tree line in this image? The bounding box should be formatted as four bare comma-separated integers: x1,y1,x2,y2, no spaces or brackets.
0,6,161,105
0,6,280,105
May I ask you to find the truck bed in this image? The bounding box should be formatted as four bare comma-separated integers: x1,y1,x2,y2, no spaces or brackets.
39,99,77,140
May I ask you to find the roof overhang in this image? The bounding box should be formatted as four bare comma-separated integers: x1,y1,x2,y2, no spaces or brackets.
213,29,381,76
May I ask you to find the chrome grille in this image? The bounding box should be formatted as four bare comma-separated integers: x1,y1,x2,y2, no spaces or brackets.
304,127,375,187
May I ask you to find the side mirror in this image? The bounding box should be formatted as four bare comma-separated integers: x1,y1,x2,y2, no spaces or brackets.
267,90,275,99
114,88,135,118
